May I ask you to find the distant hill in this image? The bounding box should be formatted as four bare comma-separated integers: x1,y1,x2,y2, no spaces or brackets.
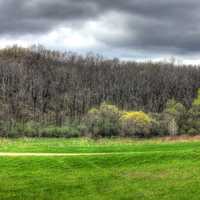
0,45,199,124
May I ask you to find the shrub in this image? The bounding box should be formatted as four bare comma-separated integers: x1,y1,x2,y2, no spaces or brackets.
164,99,186,118
0,121,38,138
185,89,200,134
84,102,121,137
187,128,199,135
120,111,153,137
163,99,186,136
149,113,168,136
0,121,81,138
39,126,80,138
193,89,200,106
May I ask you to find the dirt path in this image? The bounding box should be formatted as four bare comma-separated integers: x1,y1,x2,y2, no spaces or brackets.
0,152,132,157
0,149,190,157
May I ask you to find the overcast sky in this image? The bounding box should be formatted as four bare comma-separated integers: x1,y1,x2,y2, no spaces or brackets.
1,0,200,63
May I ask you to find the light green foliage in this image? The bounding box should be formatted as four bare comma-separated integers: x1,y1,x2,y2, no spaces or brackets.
164,99,186,120
85,102,121,137
163,99,186,135
85,103,155,138
193,88,200,106
186,89,200,134
120,111,153,137
149,113,168,136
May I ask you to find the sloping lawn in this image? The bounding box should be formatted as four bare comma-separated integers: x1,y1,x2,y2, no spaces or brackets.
0,138,200,199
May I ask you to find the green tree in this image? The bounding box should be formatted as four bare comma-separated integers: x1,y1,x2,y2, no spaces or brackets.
85,103,121,137
120,111,153,137
163,99,186,136
186,89,200,135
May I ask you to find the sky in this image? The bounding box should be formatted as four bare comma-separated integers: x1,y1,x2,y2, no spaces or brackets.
1,0,200,64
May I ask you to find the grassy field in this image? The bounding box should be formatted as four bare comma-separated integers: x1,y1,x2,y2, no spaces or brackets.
0,138,200,199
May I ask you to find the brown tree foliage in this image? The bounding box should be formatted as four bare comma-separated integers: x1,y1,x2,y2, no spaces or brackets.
0,46,199,126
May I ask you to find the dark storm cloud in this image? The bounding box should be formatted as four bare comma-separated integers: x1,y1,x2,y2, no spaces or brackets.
0,0,100,34
95,0,200,54
1,0,200,54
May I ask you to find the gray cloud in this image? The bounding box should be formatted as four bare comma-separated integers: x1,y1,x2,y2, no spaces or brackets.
0,0,100,35
1,0,200,55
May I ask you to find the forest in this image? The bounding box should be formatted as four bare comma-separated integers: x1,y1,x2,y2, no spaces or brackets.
0,45,199,137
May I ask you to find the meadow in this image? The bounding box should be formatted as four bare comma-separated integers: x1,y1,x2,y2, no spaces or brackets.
0,138,200,199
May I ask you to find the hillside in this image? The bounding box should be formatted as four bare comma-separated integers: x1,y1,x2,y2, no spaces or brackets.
0,46,199,137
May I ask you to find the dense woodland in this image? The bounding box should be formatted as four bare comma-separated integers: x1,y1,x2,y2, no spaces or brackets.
0,46,199,137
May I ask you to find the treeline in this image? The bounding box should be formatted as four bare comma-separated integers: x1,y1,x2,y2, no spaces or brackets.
0,45,199,137
84,93,200,138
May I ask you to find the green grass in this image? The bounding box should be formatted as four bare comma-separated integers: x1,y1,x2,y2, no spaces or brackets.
1,138,200,199
0,137,200,153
